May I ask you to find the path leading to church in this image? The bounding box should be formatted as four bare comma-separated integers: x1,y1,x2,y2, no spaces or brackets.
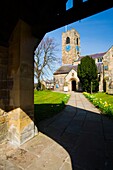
0,92,113,170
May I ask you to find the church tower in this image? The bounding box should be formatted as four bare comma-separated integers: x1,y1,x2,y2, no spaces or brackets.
62,28,80,65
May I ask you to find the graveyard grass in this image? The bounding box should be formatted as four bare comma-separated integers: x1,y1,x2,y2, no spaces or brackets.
83,92,113,118
92,92,113,105
34,90,70,122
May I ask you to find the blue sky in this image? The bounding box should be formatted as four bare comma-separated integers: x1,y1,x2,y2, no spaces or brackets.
45,7,113,61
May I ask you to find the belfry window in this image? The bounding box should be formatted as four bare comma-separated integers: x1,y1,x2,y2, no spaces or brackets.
66,37,70,44
76,38,78,45
98,58,102,62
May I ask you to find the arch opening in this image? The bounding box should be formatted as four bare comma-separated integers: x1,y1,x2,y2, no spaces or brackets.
72,80,76,91
66,37,70,44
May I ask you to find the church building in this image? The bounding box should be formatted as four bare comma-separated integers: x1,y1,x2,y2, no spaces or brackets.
54,28,113,94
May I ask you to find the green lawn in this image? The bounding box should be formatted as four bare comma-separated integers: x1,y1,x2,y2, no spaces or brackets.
92,92,113,105
83,92,113,118
34,90,70,123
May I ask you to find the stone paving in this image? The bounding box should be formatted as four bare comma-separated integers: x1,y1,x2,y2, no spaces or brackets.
0,92,113,170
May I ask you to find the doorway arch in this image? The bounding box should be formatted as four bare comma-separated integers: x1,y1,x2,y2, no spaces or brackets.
72,80,76,91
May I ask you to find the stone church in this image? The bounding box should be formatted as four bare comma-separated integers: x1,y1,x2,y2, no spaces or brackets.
54,28,113,94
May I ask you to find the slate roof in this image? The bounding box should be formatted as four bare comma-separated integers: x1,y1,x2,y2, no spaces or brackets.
78,52,106,61
54,65,78,75
54,52,106,75
90,52,106,59
54,63,103,75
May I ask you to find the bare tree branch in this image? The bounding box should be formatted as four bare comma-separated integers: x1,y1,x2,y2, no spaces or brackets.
34,36,59,87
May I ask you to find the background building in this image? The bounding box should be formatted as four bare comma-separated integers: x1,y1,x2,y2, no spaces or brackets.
54,28,113,94
62,28,80,65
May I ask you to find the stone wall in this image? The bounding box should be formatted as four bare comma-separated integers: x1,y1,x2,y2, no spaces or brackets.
7,108,37,146
103,46,113,93
65,69,79,91
54,69,80,92
62,29,80,65
0,20,38,146
0,109,7,142
54,74,67,91
0,46,9,111
0,46,8,142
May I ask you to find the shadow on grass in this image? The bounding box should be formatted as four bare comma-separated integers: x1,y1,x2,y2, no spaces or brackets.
34,101,65,123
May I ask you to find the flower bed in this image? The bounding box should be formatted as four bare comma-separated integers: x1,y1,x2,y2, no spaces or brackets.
83,92,113,118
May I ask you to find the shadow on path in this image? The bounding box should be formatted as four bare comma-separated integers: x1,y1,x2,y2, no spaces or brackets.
38,101,113,170
1,92,113,170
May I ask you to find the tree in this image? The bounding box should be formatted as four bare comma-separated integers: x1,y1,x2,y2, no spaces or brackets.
77,56,98,92
34,37,59,89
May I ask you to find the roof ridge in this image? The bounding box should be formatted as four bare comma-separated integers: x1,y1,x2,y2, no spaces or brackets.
81,51,106,57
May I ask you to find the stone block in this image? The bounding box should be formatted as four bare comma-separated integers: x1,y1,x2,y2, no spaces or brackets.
7,108,38,146
0,108,7,142
108,89,113,94
0,20,39,146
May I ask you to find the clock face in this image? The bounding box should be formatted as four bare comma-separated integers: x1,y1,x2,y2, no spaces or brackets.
65,45,71,52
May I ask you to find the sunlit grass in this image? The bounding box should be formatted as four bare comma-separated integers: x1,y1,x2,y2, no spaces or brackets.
83,92,113,119
92,92,113,105
34,90,70,122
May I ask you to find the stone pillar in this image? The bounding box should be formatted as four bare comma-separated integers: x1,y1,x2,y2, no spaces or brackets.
7,20,38,146
0,46,8,110
0,46,8,142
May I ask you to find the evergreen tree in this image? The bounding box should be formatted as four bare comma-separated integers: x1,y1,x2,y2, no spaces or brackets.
77,56,98,92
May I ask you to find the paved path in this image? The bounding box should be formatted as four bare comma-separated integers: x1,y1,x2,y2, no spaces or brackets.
0,92,113,170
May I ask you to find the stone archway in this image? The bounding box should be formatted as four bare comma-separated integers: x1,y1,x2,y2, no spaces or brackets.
72,80,76,91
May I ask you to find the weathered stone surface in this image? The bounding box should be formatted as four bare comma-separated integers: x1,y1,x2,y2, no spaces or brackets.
0,123,7,142
103,46,113,93
108,89,113,94
0,46,9,113
7,108,38,146
0,109,7,142
0,20,39,146
62,29,80,65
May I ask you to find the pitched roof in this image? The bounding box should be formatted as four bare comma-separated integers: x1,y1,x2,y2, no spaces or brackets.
54,65,78,75
54,62,103,75
89,52,106,59
78,52,106,61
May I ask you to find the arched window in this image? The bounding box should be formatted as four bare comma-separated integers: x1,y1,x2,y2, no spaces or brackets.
76,38,78,45
66,37,70,44
98,58,102,62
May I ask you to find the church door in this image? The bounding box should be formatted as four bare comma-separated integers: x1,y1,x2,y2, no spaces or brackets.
72,80,76,91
